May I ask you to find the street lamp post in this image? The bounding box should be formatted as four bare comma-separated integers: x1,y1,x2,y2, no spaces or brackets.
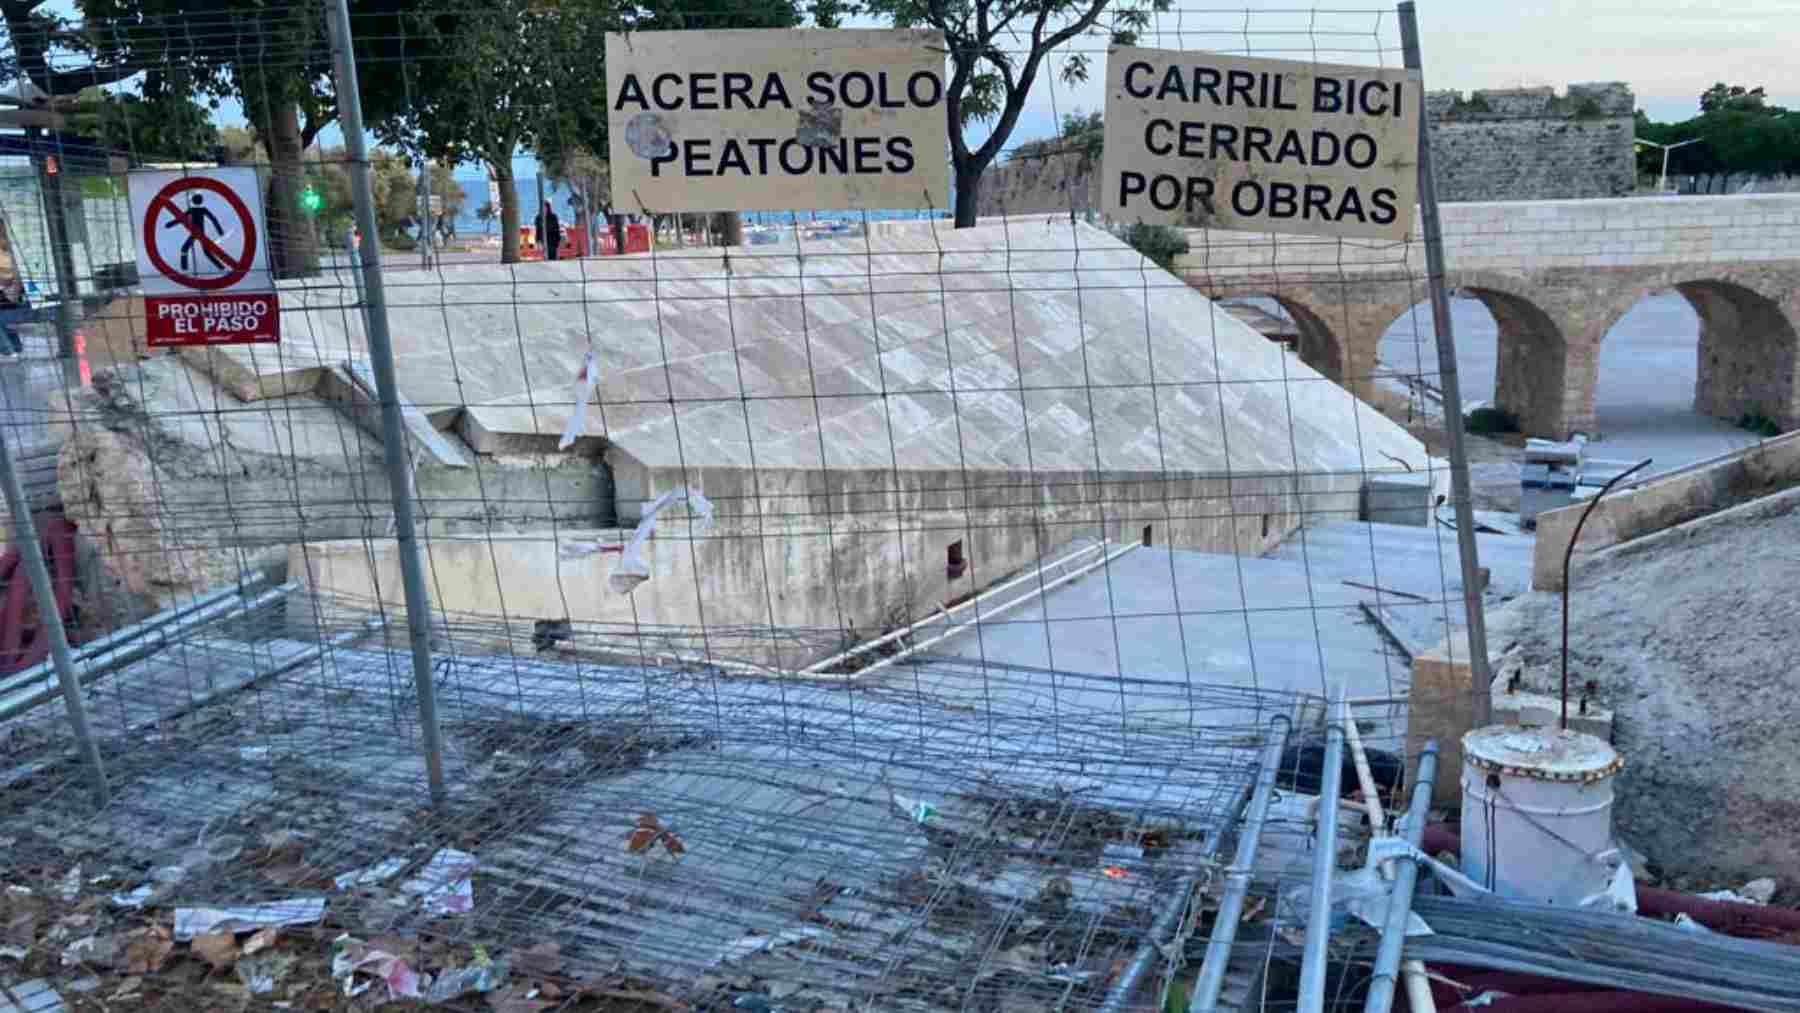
1634,137,1702,193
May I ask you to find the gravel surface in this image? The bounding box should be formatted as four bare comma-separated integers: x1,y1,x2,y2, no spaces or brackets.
1484,489,1800,884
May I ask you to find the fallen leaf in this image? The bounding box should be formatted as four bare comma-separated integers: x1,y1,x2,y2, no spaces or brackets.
242,927,278,956
191,931,240,970
661,831,687,858
626,827,659,854
512,941,563,978
487,987,553,1013
635,813,663,830
123,924,175,974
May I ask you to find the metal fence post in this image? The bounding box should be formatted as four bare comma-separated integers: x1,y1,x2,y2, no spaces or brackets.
1399,1,1494,730
325,0,448,807
0,428,107,806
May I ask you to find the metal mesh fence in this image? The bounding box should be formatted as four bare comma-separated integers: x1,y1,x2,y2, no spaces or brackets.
8,0,1783,1009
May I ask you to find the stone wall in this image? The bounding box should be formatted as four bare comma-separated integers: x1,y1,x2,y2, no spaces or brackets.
974,81,1637,216
1425,83,1637,202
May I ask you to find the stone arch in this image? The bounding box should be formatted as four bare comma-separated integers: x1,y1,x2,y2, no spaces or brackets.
1452,272,1570,438
1272,295,1344,383
1646,278,1798,430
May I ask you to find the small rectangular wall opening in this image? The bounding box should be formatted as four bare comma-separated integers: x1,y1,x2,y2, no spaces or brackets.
946,540,966,580
1261,514,1272,539
1141,524,1153,547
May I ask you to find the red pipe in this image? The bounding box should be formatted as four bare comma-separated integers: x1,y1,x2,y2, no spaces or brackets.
1423,824,1800,936
0,513,79,674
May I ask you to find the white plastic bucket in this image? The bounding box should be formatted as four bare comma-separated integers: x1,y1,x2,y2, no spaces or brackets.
1460,725,1623,906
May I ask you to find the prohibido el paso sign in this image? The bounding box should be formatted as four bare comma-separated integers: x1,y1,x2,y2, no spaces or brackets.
1102,47,1420,240
605,28,951,213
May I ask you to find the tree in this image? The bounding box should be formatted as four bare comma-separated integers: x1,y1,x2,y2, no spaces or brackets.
77,0,430,277
542,144,619,254
1636,83,1800,193
67,81,219,162
1700,83,1768,115
864,0,1166,226
379,0,614,263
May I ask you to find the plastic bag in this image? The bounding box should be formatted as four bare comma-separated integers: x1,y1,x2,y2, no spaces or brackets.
609,487,715,595
557,347,600,451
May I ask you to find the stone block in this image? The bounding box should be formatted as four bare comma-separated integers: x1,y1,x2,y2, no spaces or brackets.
1361,472,1431,527
1408,637,1480,808
1491,688,1614,740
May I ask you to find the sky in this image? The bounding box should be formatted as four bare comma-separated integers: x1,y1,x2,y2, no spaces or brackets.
28,0,1800,181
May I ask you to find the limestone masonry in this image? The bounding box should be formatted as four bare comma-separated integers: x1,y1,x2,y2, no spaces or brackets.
976,81,1636,216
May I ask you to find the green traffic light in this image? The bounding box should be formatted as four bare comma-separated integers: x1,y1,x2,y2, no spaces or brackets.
300,186,323,214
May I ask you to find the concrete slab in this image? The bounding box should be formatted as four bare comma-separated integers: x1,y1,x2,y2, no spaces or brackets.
334,359,472,468
179,331,359,402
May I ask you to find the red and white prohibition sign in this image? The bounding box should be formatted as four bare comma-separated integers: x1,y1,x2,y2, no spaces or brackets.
128,167,280,347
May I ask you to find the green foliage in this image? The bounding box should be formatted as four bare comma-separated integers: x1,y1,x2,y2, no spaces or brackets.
1123,222,1188,270
1010,110,1104,163
68,83,220,163
862,0,1169,225
1465,406,1519,435
1739,412,1782,438
1635,82,1800,190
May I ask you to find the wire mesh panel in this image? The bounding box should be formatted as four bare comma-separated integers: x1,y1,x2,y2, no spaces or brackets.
7,0,1772,1009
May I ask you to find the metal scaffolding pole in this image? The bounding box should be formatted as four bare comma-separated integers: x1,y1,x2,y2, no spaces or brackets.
1190,714,1294,1012
1297,686,1347,1013
1399,1,1494,730
324,0,447,806
1363,739,1441,1013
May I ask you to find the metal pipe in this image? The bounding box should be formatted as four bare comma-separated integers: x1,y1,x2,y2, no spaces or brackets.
851,542,1140,678
1190,714,1293,1012
0,571,274,698
325,0,447,807
1298,685,1347,1013
1364,739,1441,1013
803,539,1108,672
0,584,294,720
1559,458,1651,729
0,429,106,805
1100,730,1267,1013
1399,1,1495,731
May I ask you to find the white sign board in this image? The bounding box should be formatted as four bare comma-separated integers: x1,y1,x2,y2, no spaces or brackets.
128,167,279,346
1101,48,1420,240
605,28,951,213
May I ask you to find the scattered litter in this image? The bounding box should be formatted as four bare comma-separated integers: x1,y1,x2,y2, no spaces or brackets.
1698,888,1762,906
109,884,156,909
733,995,773,1012
1741,878,1779,904
334,857,407,891
1673,912,1716,935
242,927,279,956
1579,862,1638,915
0,978,62,1013
190,931,240,970
235,951,295,995
399,849,476,916
121,925,174,974
54,868,79,904
558,346,601,451
715,926,824,966
62,978,97,995
423,954,509,1002
173,898,326,940
59,935,118,968
1462,991,1513,1008
1334,860,1434,937
609,487,714,595
330,935,423,1002
624,814,686,858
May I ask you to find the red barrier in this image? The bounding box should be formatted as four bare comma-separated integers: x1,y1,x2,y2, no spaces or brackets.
0,512,79,674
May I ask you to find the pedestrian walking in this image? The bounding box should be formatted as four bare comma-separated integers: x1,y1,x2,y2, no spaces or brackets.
536,202,563,262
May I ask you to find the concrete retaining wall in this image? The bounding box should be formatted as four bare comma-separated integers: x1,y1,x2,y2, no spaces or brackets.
294,468,1371,668
1531,430,1800,590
